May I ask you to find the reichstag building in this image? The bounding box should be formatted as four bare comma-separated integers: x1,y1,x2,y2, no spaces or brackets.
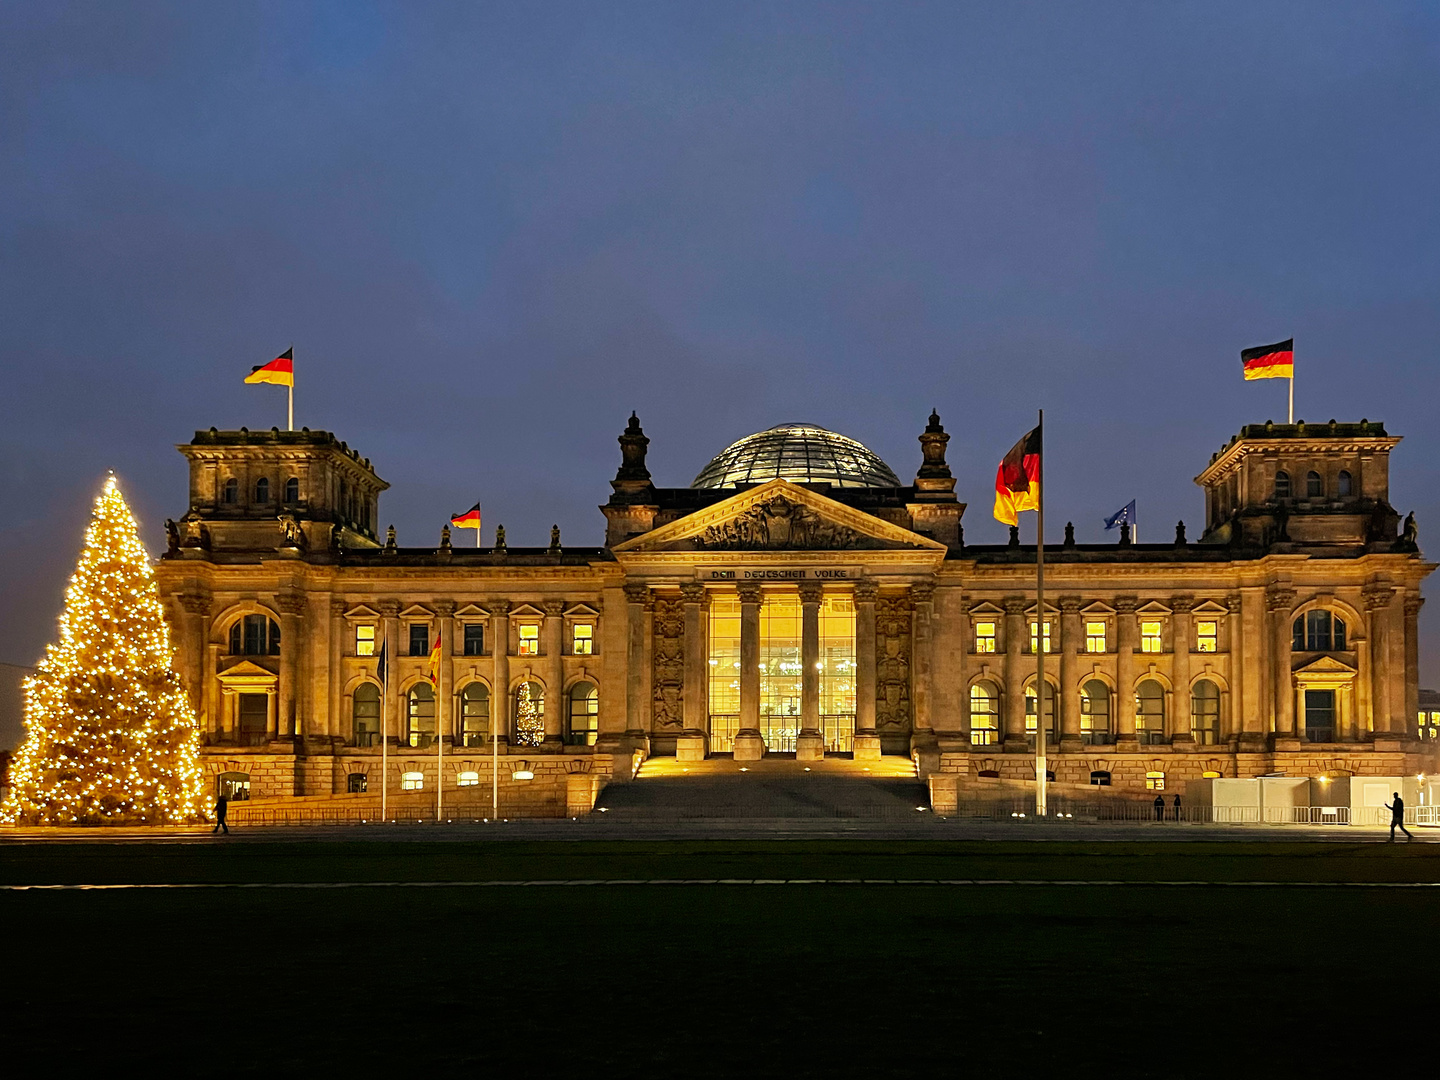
155,412,1436,808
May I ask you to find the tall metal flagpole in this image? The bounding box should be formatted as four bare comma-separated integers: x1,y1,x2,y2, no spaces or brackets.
437,683,444,823
1288,371,1294,424
288,345,294,432
1035,408,1047,818
492,686,499,821
380,651,389,823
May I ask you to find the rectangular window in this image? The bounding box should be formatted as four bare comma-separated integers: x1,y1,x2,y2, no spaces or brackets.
518,624,539,656
408,623,430,657
400,771,424,791
462,623,484,656
1304,689,1335,743
974,621,996,653
572,623,594,655
1196,620,1218,653
818,596,857,753
1085,621,1107,653
1140,621,1163,653
347,773,367,794
759,595,802,753
708,597,742,752
1029,620,1052,654
1145,771,1166,791
355,624,376,657
238,693,268,746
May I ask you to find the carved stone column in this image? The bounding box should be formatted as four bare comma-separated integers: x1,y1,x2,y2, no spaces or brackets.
1002,597,1028,752
909,582,936,748
1267,587,1297,746
797,582,824,761
678,584,710,761
276,591,306,742
436,600,457,747
329,599,346,743
1114,597,1138,749
542,600,566,749
1364,587,1394,737
176,592,210,727
1404,595,1423,738
734,583,766,761
853,581,881,760
623,584,651,751
1170,596,1194,747
490,600,511,746
1236,590,1267,751
1058,596,1082,752
380,600,401,748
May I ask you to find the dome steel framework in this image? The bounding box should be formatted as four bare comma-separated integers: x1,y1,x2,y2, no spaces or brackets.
692,423,901,489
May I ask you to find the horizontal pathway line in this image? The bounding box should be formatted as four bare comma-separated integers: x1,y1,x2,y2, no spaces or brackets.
4,879,1440,891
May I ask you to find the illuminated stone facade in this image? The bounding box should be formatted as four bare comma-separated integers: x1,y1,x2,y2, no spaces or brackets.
155,415,1437,810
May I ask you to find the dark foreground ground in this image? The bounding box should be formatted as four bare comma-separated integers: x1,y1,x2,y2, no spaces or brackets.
2,837,1434,1076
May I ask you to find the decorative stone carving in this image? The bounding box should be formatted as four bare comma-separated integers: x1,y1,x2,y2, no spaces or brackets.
490,599,511,618
1001,596,1028,616
541,600,566,619
1114,596,1138,614
179,511,209,550
853,581,878,603
798,582,824,605
164,518,180,554
1171,596,1195,614
651,595,685,731
1225,595,1243,615
493,525,506,552
378,600,401,617
549,525,562,554
434,599,457,618
875,594,913,732
178,593,211,616
694,494,860,550
910,581,935,606
278,514,304,549
680,583,707,606
439,524,452,551
384,525,397,552
1265,588,1296,613
1404,595,1424,618
275,593,306,617
329,600,347,618
1059,596,1082,615
737,582,763,605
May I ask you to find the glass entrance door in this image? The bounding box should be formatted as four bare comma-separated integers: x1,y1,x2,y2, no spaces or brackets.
760,594,801,752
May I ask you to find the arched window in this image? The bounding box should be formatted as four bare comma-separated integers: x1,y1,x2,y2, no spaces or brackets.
222,478,239,504
1135,679,1166,744
1024,682,1057,743
1337,470,1353,496
460,683,490,746
284,476,300,504
1081,680,1111,745
217,772,250,801
407,684,436,748
255,477,270,503
1274,470,1291,499
1192,679,1220,745
352,683,380,746
1306,470,1322,498
568,681,599,746
513,681,545,747
969,682,1000,746
228,614,280,656
1292,610,1347,651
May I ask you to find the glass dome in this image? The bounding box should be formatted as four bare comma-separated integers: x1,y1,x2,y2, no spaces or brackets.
692,423,901,489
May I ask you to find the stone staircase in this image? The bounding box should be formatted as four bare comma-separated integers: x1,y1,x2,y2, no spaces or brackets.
595,755,930,820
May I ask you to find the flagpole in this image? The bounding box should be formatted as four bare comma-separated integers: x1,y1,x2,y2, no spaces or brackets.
287,345,294,431
1036,408,1047,818
1287,372,1293,425
381,656,389,823
437,674,444,824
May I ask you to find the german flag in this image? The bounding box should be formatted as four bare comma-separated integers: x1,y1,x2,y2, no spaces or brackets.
450,503,482,530
427,630,442,687
1241,338,1293,381
993,426,1042,526
245,347,294,387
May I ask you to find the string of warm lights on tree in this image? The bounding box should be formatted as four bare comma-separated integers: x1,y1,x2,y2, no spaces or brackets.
1,475,206,825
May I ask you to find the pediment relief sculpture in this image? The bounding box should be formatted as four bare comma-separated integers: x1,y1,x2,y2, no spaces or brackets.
693,494,862,551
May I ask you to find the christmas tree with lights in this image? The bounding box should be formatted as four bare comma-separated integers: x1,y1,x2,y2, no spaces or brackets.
514,682,544,747
2,476,206,825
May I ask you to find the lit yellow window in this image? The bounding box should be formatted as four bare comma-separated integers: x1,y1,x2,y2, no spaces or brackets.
1140,621,1163,653
518,624,539,656
1196,620,1218,653
572,623,594,655
1085,621,1106,653
1145,771,1166,791
1029,620,1052,653
457,771,480,787
355,624,376,657
974,621,996,653
400,771,424,791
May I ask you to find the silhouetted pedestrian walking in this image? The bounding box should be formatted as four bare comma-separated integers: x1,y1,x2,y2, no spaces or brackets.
213,792,229,835
1172,794,1182,821
1154,794,1165,821
1386,793,1411,841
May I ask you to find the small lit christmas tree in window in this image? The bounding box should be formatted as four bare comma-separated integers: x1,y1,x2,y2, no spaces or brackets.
514,682,544,747
2,476,206,825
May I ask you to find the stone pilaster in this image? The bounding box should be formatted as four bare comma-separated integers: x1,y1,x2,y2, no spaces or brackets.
1363,586,1395,739
1001,597,1028,752
1058,596,1082,752
1267,587,1297,747
909,581,936,749
379,599,400,748
797,582,824,761
1170,596,1194,747
1114,596,1138,750
542,600,566,749
1404,595,1423,738
276,591,306,742
328,599,346,743
678,583,710,761
490,600,511,746
176,592,211,726
734,582,765,761
435,600,456,747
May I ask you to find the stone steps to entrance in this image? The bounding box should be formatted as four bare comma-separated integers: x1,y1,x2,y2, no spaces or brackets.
599,754,928,819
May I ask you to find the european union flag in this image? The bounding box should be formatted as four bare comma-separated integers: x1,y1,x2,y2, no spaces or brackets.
1104,499,1137,532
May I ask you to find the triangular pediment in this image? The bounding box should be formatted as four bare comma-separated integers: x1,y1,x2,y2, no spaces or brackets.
612,479,947,554
1136,600,1172,615
564,603,600,617
1294,655,1358,676
1192,600,1229,616
967,601,1005,616
343,604,381,621
1081,600,1116,616
509,603,545,618
454,603,490,619
399,603,435,619
217,659,278,683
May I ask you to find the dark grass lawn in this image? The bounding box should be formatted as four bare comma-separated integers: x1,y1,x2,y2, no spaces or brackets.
2,840,1432,1076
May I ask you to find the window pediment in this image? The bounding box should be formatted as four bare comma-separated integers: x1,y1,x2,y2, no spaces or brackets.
343,604,381,621
1081,601,1116,616
453,603,490,619
564,603,601,618
398,604,435,619
1136,600,1173,616
967,601,1005,616
509,603,545,618
1191,600,1229,616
